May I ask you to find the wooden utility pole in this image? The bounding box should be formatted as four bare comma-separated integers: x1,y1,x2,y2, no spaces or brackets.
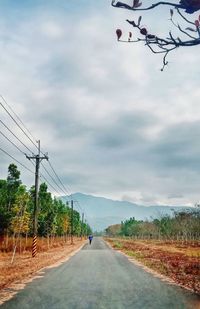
26,140,48,257
85,219,88,238
70,200,74,244
81,213,84,240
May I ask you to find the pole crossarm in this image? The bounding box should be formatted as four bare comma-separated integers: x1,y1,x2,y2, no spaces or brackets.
26,154,48,161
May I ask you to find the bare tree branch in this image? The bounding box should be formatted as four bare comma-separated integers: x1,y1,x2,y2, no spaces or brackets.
113,1,200,70
112,0,200,14
112,1,182,11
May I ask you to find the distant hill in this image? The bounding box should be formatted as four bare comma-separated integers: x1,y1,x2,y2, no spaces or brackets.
60,193,190,231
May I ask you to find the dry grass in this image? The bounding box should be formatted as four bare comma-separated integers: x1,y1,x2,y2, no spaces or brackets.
0,237,86,291
106,238,200,293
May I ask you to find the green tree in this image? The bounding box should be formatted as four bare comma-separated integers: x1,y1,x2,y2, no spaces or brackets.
10,185,30,235
7,163,21,211
0,179,9,235
38,183,54,237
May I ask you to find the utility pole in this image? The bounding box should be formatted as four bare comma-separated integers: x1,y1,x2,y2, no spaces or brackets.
81,213,84,240
26,140,48,257
70,200,74,245
85,219,88,237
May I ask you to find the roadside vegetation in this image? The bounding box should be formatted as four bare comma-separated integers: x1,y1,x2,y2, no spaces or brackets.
0,163,91,255
0,163,91,292
105,210,200,241
0,237,84,292
105,211,200,293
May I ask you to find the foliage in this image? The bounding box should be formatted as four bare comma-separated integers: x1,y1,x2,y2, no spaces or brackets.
106,207,200,239
105,224,121,236
10,186,30,235
0,163,92,240
0,164,22,235
112,0,200,70
0,180,9,234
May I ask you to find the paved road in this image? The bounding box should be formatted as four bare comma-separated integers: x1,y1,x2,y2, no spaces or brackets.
1,237,199,309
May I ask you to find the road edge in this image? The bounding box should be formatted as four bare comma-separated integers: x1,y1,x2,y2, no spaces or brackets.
0,241,86,306
104,239,199,296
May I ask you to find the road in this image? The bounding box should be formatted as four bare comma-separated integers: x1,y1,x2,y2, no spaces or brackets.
1,237,199,309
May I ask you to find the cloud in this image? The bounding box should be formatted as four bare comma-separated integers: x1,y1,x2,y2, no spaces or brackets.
0,1,200,207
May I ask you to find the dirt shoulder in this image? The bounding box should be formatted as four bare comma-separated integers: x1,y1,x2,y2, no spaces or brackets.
105,238,200,294
0,238,86,303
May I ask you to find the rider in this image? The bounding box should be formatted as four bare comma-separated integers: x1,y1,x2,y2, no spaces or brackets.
88,235,93,245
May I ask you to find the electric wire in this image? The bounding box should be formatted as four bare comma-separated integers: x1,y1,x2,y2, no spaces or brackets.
45,161,89,220
0,130,26,155
47,160,72,197
0,96,90,225
0,100,38,150
0,119,34,154
0,146,34,174
1,97,43,156
0,97,71,197
41,162,69,196
0,95,37,143
39,173,61,196
1,97,73,198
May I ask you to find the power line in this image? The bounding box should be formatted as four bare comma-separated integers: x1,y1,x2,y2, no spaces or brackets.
41,161,89,223
0,97,50,163
0,146,34,174
0,119,33,154
39,173,61,196
0,95,37,143
0,100,67,198
45,168,89,220
41,162,69,196
0,130,26,155
45,161,89,218
0,96,89,221
0,99,38,150
47,160,72,197
1,97,73,197
74,200,84,213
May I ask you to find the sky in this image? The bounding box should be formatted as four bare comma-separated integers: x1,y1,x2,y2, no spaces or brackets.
0,0,200,207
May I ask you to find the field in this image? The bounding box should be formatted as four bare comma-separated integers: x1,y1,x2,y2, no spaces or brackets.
106,238,200,293
0,236,85,292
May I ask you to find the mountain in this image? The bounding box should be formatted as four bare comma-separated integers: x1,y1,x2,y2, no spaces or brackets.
60,193,190,231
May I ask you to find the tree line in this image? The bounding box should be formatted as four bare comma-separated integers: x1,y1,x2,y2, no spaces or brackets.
105,208,200,241
0,163,92,245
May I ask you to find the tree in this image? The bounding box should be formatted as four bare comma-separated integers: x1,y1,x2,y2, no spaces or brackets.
0,164,92,247
7,163,21,210
72,210,81,236
0,179,9,235
105,224,121,236
37,183,55,237
53,199,70,237
121,217,141,236
10,185,30,235
1,164,22,240
112,0,200,70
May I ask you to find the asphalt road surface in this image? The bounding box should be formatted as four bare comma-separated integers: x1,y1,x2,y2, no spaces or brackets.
1,237,200,309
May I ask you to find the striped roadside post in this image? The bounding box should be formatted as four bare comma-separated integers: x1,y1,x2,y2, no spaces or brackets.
26,141,48,258
32,235,37,257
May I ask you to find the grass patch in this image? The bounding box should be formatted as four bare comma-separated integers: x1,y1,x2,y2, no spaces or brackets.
124,250,144,260
113,241,123,249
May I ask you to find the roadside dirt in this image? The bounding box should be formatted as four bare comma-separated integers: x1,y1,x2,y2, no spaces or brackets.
0,238,86,304
106,238,200,294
